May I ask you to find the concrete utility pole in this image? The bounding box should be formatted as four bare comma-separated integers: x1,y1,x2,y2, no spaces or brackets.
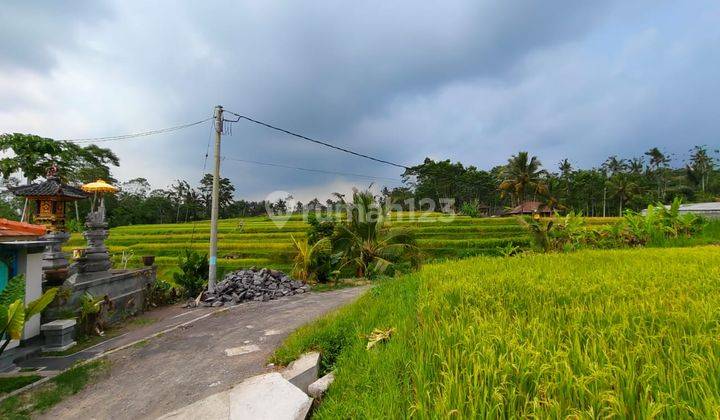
209,105,223,292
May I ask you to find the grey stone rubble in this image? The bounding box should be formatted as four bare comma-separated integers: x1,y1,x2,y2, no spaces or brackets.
188,267,311,308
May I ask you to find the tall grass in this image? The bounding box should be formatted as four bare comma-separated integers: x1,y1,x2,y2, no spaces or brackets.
274,246,720,418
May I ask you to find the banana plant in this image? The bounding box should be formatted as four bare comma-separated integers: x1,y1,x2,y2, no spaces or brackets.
0,275,58,355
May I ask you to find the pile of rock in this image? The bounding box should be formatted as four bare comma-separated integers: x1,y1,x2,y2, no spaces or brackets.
188,268,310,308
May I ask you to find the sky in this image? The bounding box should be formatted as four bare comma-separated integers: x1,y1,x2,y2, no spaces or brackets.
1,1,719,202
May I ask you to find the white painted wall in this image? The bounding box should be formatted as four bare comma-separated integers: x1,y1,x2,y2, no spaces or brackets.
22,251,44,339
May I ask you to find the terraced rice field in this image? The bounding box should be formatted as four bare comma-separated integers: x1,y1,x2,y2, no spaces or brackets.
274,246,720,417
67,212,617,280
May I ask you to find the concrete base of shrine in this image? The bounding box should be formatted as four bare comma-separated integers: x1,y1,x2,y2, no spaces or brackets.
47,267,156,323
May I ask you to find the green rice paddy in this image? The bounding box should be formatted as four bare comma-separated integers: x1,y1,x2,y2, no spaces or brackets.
274,246,720,418
69,212,617,281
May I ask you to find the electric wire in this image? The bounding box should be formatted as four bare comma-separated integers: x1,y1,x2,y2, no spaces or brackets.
61,117,212,143
222,156,404,184
223,111,409,169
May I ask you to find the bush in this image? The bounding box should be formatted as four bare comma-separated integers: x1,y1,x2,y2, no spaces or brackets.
460,200,480,218
290,236,341,283
307,212,336,244
173,249,209,298
77,292,113,337
144,279,180,309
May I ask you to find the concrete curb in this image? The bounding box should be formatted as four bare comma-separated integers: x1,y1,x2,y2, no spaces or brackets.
281,351,320,393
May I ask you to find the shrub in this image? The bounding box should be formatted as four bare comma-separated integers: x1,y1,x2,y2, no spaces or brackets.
173,249,209,298
290,236,340,283
460,201,480,218
144,279,180,309
77,292,113,337
307,212,336,244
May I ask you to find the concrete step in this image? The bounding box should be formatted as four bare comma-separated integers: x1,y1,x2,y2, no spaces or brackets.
158,373,312,420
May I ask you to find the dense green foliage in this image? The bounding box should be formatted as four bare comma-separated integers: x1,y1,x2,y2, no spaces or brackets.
330,189,419,278
520,198,710,252
172,249,209,298
274,246,720,418
0,275,58,355
2,136,717,227
388,146,719,216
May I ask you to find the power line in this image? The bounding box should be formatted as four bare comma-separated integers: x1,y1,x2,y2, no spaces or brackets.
223,156,405,184
223,111,409,169
61,117,212,143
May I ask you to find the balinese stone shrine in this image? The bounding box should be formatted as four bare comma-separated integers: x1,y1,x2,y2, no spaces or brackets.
10,167,156,324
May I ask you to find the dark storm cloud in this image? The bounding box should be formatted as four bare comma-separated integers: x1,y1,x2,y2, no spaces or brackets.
1,1,718,201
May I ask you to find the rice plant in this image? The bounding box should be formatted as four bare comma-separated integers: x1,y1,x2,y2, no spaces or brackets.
274,246,720,418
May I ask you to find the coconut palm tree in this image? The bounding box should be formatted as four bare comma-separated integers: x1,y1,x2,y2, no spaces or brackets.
499,152,547,206
602,155,628,177
332,188,419,278
607,173,639,215
645,147,670,200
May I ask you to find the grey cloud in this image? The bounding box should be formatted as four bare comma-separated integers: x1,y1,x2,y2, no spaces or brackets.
2,1,718,201
0,1,110,72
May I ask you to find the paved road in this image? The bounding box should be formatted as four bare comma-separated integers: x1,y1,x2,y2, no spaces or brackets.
40,286,367,420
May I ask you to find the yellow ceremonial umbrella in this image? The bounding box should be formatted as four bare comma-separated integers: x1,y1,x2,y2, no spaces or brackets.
82,179,119,210
82,179,119,194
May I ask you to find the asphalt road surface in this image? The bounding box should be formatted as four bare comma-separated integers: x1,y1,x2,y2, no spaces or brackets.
40,286,367,420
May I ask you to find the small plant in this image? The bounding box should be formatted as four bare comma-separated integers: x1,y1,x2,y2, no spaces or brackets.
497,242,521,257
65,218,83,233
173,249,209,298
290,236,340,283
0,275,58,355
617,198,707,246
144,280,180,309
78,292,113,337
460,201,480,218
518,216,553,252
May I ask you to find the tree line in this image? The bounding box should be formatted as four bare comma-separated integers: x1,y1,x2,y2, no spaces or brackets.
382,146,718,217
1,133,718,224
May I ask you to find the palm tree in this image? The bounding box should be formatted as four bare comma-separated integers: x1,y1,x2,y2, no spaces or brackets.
332,188,419,278
558,159,573,203
499,152,546,206
607,173,639,215
602,155,627,177
628,157,644,175
688,145,714,193
559,159,573,178
290,236,332,281
645,147,670,200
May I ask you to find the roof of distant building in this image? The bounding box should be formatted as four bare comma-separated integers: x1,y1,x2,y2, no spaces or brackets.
0,218,47,239
506,201,552,215
9,176,88,200
678,202,720,212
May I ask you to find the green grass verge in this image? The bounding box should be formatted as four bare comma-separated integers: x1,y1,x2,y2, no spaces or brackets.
0,359,110,419
0,376,41,395
273,246,720,418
